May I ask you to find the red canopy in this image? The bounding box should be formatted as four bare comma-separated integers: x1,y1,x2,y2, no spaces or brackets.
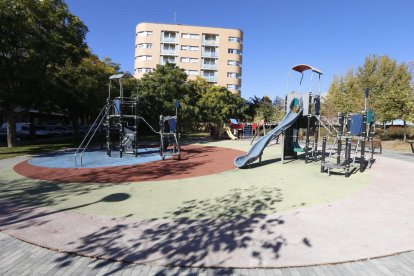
292,64,323,75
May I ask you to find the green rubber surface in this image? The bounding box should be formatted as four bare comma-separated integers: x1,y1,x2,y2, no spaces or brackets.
0,141,370,220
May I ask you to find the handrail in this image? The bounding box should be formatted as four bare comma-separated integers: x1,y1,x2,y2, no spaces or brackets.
139,116,160,134
79,110,109,166
314,115,338,136
74,104,108,165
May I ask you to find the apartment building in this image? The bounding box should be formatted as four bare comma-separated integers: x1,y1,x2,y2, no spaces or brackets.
134,22,243,95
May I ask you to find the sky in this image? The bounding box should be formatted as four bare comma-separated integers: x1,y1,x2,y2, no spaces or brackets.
65,0,414,100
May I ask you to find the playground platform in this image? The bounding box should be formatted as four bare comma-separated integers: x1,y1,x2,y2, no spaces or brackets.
0,140,413,270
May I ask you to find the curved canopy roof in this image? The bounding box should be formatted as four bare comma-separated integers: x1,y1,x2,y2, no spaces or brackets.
292,64,323,75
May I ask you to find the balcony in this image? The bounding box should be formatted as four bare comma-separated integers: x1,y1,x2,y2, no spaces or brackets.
202,75,217,82
201,63,217,70
160,49,177,55
160,60,176,65
202,39,219,46
161,37,178,43
201,51,218,58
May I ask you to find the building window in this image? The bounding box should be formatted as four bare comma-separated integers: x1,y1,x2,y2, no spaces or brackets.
203,58,216,65
136,55,152,61
227,84,241,90
181,45,199,51
161,31,178,42
182,33,200,39
228,48,242,55
136,43,152,49
227,72,241,78
136,68,152,73
137,31,153,37
161,56,176,64
229,37,242,43
181,57,198,63
228,60,241,66
185,70,199,76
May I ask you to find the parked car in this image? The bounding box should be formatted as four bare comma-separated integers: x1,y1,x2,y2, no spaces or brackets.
47,126,64,137
48,125,73,136
1,122,31,139
79,125,104,135
34,125,51,138
0,123,52,139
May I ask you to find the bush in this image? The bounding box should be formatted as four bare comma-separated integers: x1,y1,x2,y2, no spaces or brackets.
376,126,414,140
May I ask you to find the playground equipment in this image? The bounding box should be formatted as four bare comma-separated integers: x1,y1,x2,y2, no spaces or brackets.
234,64,323,167
234,97,304,167
320,90,376,177
74,74,180,165
234,64,376,177
224,126,238,140
159,101,181,160
281,64,324,163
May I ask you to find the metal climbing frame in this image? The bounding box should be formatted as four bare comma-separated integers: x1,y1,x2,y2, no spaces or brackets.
283,64,323,163
75,73,182,166
159,102,181,160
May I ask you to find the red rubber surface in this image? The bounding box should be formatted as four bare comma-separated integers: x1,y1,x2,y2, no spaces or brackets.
14,145,244,183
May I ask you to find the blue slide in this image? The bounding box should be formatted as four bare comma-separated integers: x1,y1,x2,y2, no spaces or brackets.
234,107,303,168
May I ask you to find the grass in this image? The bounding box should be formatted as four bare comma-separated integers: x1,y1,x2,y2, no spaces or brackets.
381,140,414,153
0,140,81,160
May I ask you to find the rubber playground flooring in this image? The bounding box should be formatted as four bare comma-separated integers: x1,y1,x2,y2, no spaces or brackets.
0,140,413,268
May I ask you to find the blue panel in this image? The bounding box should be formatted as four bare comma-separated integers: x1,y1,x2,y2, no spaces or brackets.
350,114,363,135
29,148,167,168
168,118,177,133
113,99,120,114
230,118,238,125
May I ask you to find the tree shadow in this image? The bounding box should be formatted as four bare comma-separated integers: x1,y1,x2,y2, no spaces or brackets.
46,185,311,274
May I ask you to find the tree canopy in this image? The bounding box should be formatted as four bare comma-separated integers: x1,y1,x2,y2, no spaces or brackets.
0,0,88,146
323,55,413,123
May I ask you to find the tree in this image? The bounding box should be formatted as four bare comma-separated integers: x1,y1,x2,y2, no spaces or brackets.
324,55,413,140
199,85,248,135
51,54,118,134
246,95,285,124
0,0,88,146
134,63,189,131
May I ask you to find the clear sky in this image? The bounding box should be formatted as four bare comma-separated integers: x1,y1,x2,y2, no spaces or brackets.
65,0,414,100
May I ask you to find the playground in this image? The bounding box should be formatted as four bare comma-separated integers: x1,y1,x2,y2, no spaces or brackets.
1,66,414,270
1,139,414,268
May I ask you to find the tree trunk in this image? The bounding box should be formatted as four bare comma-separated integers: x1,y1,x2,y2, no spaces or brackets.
6,111,17,147
403,120,407,142
382,121,386,135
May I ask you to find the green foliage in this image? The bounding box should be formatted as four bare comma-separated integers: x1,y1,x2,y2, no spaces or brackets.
199,85,248,128
135,63,189,128
134,64,248,133
0,0,88,146
247,95,285,123
324,55,414,125
52,54,118,132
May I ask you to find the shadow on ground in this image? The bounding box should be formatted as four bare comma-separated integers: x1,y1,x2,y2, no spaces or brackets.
47,186,311,274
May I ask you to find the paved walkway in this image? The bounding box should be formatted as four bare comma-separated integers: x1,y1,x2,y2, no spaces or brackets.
1,232,414,275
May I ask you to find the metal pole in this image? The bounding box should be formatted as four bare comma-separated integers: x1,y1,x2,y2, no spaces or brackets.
321,136,327,173
345,138,351,177
159,115,164,159
305,115,310,163
337,113,344,165
360,112,367,172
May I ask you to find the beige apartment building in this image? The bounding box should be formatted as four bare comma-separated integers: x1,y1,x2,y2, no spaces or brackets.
134,22,243,95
